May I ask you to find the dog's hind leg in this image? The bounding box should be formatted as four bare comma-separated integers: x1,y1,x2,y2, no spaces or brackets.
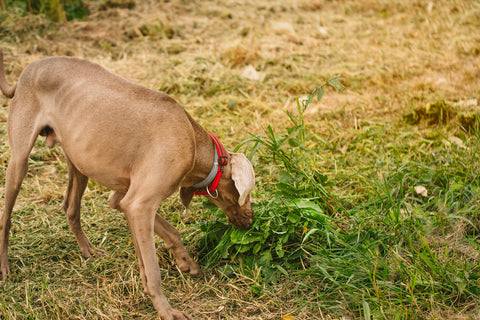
0,154,31,280
62,157,106,258
0,100,40,280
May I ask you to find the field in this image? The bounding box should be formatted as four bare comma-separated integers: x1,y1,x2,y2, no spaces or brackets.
1,0,480,319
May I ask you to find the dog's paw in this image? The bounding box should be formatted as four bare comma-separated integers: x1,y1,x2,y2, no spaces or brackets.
176,255,201,277
93,247,107,257
187,263,202,278
0,260,10,281
81,245,107,259
160,309,193,320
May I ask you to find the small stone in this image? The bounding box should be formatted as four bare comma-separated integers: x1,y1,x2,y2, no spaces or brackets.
414,186,428,197
241,65,264,81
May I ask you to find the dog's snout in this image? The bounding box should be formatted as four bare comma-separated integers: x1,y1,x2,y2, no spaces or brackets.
238,221,252,230
240,213,254,230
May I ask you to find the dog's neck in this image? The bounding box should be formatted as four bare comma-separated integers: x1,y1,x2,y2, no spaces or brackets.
181,119,226,188
192,131,217,185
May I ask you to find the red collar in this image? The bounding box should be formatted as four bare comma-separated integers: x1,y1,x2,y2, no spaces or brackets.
193,133,228,196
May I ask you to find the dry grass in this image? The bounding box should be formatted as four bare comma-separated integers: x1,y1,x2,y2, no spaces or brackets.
1,0,480,319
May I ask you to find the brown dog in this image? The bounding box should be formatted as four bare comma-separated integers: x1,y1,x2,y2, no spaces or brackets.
0,50,255,320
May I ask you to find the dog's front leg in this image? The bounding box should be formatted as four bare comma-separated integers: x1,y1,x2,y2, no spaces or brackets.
111,190,200,277
154,214,201,277
119,194,192,320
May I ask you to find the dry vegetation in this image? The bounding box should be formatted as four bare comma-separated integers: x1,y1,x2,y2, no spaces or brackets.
1,0,480,319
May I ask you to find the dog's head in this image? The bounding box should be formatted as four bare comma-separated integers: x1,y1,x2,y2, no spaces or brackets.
210,153,255,229
181,153,255,229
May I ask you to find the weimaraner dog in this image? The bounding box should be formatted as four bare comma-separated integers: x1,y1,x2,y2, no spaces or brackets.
0,50,255,320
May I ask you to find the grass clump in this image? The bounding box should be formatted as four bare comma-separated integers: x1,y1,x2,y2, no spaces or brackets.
0,8,56,39
404,100,457,126
221,43,261,67
99,0,135,11
458,112,480,133
197,78,345,284
9,0,90,21
195,80,480,318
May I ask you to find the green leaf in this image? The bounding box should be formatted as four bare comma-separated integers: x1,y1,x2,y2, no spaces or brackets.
250,285,263,296
266,125,276,142
262,266,277,283
305,93,314,107
288,138,300,147
236,244,252,253
276,265,289,277
287,212,301,223
258,250,272,266
221,248,230,259
316,86,324,101
288,248,305,260
362,300,371,320
302,228,319,244
281,233,290,243
313,170,328,183
275,242,284,258
286,108,298,124
276,182,298,197
231,229,262,244
289,199,323,213
230,229,247,244
279,171,295,184
327,75,345,92
286,124,302,135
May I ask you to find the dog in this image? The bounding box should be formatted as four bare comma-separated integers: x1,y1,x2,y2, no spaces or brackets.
0,50,255,320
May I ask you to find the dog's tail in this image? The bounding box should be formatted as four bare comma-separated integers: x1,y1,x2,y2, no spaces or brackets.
0,49,16,99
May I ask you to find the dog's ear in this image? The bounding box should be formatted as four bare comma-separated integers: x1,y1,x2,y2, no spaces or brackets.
230,153,255,206
180,187,194,214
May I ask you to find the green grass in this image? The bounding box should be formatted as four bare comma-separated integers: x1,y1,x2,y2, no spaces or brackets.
1,0,480,319
196,92,480,319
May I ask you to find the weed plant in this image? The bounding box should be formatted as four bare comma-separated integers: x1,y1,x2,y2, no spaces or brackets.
197,78,345,282
196,81,480,318
2,0,88,21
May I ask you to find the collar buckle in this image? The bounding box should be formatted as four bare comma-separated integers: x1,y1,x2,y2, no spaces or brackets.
219,155,228,167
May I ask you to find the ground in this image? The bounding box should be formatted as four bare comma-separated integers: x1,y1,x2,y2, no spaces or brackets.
0,0,479,319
